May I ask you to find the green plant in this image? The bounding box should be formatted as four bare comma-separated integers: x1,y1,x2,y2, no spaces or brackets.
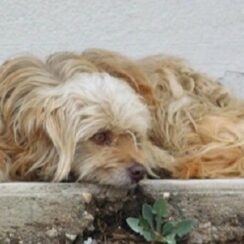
126,198,194,244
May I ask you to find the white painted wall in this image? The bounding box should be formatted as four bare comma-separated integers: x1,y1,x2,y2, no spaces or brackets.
0,0,244,95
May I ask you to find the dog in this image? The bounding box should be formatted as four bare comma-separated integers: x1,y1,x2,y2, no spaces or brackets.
0,48,243,187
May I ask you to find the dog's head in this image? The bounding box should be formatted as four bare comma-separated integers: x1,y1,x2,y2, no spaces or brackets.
65,73,151,187
2,53,152,187
27,71,151,187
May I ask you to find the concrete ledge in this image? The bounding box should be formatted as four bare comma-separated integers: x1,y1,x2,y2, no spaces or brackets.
140,179,244,244
0,180,243,243
0,183,127,243
140,179,244,194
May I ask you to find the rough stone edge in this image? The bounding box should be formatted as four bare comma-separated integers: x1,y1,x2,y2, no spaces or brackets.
140,179,244,194
0,182,127,198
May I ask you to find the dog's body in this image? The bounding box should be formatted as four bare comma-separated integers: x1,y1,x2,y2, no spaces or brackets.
0,49,243,186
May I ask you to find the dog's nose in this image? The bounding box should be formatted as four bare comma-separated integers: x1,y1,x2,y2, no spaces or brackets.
128,163,146,182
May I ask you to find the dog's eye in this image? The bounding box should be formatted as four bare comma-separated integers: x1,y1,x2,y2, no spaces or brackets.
91,131,113,145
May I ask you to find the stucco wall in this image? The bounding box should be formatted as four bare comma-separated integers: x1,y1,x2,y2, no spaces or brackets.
0,0,243,95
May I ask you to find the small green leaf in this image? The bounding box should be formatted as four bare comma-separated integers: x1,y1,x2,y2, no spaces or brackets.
138,216,151,232
174,219,194,237
139,217,155,241
162,221,177,236
126,217,143,234
142,203,154,229
155,215,163,233
127,217,154,241
164,233,176,244
153,198,168,217
142,229,154,241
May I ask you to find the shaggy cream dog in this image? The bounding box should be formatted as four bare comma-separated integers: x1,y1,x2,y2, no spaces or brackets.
0,49,243,186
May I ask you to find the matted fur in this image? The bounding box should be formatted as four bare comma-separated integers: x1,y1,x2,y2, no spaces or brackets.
0,49,243,186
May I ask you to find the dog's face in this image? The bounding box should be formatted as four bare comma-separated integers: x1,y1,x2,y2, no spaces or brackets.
61,73,151,187
73,131,146,187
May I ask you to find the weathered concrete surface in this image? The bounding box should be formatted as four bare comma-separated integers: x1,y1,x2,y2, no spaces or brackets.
0,180,244,243
140,179,244,244
0,183,128,243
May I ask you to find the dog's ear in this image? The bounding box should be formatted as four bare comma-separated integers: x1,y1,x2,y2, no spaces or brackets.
44,104,79,181
0,56,84,181
11,94,81,181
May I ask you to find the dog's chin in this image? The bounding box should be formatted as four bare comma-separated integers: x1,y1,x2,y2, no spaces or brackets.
72,168,143,189
83,179,139,189
102,175,139,189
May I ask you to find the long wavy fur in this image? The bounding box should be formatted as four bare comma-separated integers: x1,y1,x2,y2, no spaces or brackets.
0,48,243,184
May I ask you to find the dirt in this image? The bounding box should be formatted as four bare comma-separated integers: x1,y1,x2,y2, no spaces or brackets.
80,189,191,244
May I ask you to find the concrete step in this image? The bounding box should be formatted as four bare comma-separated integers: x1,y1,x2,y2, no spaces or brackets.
0,180,243,243
0,183,127,243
